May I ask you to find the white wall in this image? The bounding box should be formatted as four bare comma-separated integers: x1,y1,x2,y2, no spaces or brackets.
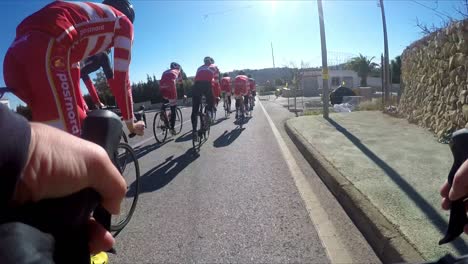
0,99,10,109
302,70,359,89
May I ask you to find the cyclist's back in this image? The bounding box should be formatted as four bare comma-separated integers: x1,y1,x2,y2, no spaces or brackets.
248,76,256,95
3,0,143,137
160,63,183,134
191,57,216,135
234,74,249,97
221,75,232,94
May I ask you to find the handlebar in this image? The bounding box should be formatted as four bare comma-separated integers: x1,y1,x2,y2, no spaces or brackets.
0,110,123,263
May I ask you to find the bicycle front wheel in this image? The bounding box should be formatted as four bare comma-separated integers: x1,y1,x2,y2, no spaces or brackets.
153,112,168,143
192,114,202,152
121,130,128,144
111,143,140,234
174,107,183,135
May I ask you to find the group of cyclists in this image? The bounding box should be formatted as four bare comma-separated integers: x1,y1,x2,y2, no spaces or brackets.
2,0,258,146
3,1,468,264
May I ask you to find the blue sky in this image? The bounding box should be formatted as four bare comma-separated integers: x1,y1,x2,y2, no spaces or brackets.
0,0,465,108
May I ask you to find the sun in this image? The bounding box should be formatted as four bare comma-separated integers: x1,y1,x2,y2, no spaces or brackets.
269,0,277,14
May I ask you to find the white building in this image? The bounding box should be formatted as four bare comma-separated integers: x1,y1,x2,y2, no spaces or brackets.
301,70,359,96
0,99,10,109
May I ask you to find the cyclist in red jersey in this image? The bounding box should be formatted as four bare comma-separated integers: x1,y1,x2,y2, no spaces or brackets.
247,74,256,111
191,56,215,138
3,0,144,137
220,73,232,112
234,71,249,119
209,58,221,111
159,62,183,135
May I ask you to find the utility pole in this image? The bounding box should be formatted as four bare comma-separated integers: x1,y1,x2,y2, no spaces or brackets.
379,0,390,105
381,54,385,110
271,42,276,68
317,0,329,118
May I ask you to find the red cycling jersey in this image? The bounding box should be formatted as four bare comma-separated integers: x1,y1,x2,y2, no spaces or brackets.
3,1,134,136
159,68,182,102
212,80,221,99
234,75,249,96
194,64,214,82
221,77,231,93
210,64,220,81
248,78,256,92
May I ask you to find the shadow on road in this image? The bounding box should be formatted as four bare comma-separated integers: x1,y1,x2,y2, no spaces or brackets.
175,131,193,143
211,117,228,126
128,149,200,195
325,117,468,253
213,127,245,148
233,116,252,126
133,139,173,160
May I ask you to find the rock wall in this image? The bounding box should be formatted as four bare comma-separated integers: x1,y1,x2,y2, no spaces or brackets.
399,19,468,138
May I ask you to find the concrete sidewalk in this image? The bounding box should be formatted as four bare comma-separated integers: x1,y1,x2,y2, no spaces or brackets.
285,111,468,263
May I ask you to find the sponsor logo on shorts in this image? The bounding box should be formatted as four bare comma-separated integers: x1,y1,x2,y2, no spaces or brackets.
51,56,67,72
56,73,80,135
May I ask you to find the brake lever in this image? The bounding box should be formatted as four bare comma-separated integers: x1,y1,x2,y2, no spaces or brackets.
439,128,468,245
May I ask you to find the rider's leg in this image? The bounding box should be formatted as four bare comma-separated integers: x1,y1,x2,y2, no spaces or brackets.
235,96,240,118
244,94,249,113
161,98,168,112
191,85,202,132
169,101,177,130
204,84,215,119
4,32,85,136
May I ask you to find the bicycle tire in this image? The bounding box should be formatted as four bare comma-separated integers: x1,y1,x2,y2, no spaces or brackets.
174,107,183,135
192,113,203,152
153,112,168,143
205,112,211,139
111,143,140,234
121,130,128,144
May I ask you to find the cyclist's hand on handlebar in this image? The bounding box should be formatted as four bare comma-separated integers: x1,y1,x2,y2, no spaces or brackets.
13,123,127,252
441,160,468,231
126,120,145,136
441,160,468,203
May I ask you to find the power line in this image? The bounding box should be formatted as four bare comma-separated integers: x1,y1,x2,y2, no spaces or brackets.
409,0,453,19
203,5,252,19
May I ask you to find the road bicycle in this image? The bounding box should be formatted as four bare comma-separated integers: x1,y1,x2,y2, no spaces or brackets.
223,92,232,118
235,96,247,128
153,102,183,143
192,96,211,151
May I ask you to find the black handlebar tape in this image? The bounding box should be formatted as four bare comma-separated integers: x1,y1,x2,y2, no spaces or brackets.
440,128,468,245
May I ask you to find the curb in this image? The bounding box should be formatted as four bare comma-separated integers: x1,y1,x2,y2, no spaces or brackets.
284,120,424,264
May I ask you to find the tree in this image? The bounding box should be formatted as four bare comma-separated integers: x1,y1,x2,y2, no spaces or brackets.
275,79,284,86
415,0,467,35
93,70,115,105
390,56,401,84
346,54,378,87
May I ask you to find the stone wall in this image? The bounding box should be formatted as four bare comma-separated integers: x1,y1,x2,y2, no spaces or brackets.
399,19,468,138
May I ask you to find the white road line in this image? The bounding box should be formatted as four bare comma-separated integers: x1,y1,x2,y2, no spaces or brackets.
258,100,353,264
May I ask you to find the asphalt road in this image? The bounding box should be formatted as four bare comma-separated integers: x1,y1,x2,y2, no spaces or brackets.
110,99,380,263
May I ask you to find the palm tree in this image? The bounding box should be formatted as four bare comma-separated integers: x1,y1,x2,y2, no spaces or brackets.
347,54,378,87
390,56,401,84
